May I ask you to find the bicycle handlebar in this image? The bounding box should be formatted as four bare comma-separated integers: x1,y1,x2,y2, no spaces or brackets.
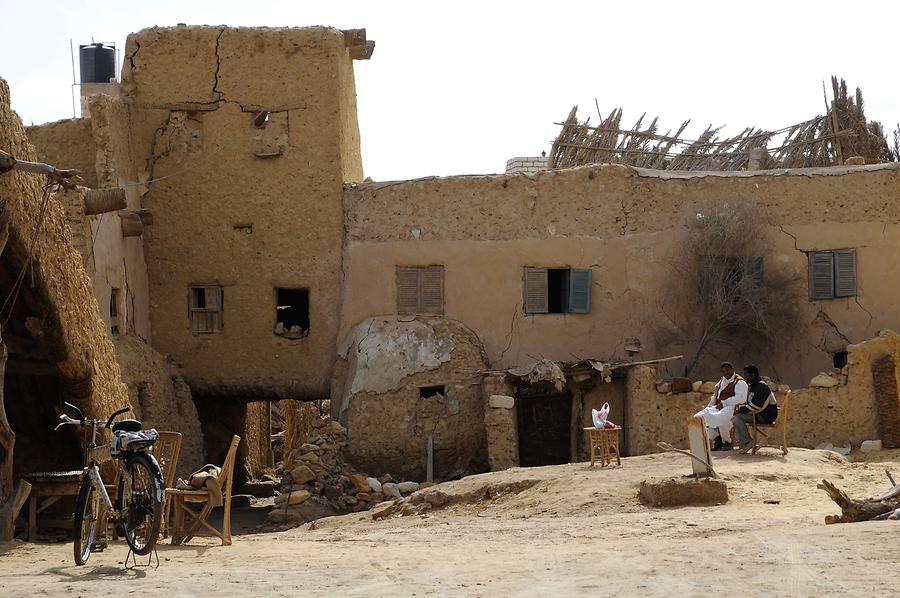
54,405,131,431
105,407,130,429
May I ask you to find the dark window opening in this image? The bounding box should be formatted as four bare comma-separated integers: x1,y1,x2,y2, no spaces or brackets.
275,288,309,339
109,288,120,335
833,350,848,369
419,385,445,399
547,269,569,313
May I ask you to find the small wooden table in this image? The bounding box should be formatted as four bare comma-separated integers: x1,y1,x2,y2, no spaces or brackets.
584,427,621,467
22,470,82,540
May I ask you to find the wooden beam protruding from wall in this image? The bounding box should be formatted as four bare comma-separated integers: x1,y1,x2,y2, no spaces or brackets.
120,212,144,237
83,187,126,215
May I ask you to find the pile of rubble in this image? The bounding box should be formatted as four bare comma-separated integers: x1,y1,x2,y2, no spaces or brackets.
655,376,790,395
270,417,425,524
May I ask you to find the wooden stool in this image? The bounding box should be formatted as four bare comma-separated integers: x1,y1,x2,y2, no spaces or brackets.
584,427,621,467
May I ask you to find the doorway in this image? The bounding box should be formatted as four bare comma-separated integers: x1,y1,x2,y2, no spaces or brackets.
516,386,572,467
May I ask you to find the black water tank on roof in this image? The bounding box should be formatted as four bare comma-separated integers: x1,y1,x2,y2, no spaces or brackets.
79,43,116,84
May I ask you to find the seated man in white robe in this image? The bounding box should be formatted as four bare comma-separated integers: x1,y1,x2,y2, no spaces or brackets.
693,361,748,451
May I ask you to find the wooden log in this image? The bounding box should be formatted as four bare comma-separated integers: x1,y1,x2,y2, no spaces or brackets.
818,479,900,523
0,149,77,181
120,211,144,237
135,208,153,226
83,187,126,215
0,480,31,541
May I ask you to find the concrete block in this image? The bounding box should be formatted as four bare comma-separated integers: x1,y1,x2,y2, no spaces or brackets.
861,439,882,453
489,394,515,409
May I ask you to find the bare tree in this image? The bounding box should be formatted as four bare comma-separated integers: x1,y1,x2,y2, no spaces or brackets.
652,202,804,377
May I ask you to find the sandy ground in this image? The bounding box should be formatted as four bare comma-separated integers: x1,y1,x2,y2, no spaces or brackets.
1,448,898,597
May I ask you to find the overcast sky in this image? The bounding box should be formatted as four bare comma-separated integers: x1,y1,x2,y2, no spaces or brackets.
1,0,898,181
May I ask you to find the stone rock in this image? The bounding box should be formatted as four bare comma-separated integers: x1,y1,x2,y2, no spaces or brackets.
656,382,671,393
240,480,276,498
692,381,702,392
638,478,728,507
378,474,394,484
342,495,359,506
298,451,323,465
367,477,383,493
671,377,693,394
324,484,343,501
861,439,883,454
699,382,718,394
275,489,311,506
349,473,371,493
397,481,420,495
834,445,852,456
371,501,399,520
231,494,253,509
290,465,316,485
382,482,402,500
325,420,345,434
489,394,515,409
300,443,320,452
810,373,839,388
421,490,450,507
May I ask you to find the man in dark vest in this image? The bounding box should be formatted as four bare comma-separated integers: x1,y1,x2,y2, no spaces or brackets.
733,364,778,453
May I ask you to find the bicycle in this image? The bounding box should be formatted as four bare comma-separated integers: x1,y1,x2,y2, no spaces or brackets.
55,402,164,566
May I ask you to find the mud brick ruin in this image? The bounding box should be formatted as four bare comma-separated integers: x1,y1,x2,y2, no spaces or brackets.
2,25,900,530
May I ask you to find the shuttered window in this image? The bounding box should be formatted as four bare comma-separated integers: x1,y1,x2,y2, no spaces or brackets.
524,268,549,314
189,286,223,334
568,268,592,313
808,250,856,299
397,266,444,315
524,267,592,314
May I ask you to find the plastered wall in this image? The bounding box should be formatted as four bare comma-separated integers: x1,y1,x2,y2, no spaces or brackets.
341,164,900,389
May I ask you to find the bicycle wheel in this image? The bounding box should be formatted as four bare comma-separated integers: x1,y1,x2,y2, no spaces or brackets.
119,452,163,555
73,473,102,566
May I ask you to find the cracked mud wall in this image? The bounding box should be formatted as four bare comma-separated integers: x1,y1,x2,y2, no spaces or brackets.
122,26,366,398
25,119,97,188
341,164,900,388
334,316,488,481
0,77,130,422
625,331,900,453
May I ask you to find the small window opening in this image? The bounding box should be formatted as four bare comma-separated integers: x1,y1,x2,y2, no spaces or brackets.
547,268,570,313
275,288,309,339
189,286,223,334
419,385,445,399
833,350,848,369
109,287,120,335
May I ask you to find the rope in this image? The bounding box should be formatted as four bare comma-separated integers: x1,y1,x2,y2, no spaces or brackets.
0,178,56,326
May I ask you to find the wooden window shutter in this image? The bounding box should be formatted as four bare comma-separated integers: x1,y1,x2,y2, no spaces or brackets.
568,268,592,313
419,266,444,314
396,267,420,315
524,268,549,314
834,250,857,297
206,286,223,332
808,252,835,300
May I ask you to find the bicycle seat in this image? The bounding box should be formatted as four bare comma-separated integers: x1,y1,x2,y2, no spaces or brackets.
112,419,142,433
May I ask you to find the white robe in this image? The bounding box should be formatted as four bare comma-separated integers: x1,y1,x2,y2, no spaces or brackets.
694,375,748,443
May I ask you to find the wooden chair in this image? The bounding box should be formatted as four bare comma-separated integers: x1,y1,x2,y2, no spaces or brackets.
749,391,791,456
152,431,183,538
168,435,240,546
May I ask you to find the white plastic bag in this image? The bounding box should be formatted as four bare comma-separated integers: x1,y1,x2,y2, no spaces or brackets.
592,402,610,428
